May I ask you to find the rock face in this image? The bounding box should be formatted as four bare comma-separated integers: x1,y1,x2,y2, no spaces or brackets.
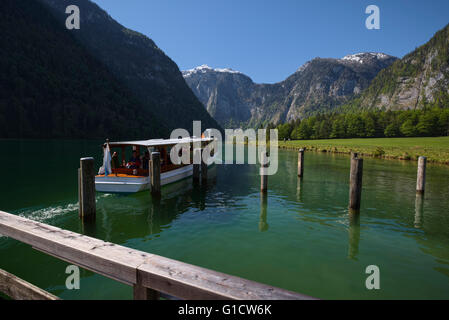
182,66,253,127
39,0,220,133
183,54,397,128
354,24,449,111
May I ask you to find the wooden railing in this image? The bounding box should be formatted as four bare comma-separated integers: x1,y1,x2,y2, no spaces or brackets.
0,210,316,300
0,268,59,300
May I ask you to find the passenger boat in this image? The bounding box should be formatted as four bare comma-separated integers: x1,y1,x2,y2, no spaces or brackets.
95,136,215,193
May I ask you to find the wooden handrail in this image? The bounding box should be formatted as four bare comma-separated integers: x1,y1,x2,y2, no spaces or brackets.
0,210,316,300
0,268,59,300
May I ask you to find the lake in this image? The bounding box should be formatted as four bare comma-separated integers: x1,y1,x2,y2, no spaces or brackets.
0,139,449,299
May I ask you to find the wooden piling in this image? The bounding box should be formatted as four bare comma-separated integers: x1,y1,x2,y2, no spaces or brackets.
259,195,268,232
297,149,304,177
133,271,160,300
416,156,427,194
193,148,201,183
79,157,96,221
150,152,161,195
133,283,160,300
260,152,268,193
201,150,208,182
348,157,363,212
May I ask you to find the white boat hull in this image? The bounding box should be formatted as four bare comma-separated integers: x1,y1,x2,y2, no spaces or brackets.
95,175,150,193
95,163,213,194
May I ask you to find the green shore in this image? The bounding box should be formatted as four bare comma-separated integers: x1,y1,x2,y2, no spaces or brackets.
277,137,449,165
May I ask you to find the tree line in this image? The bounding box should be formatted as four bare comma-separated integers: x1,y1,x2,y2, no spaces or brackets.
272,107,449,140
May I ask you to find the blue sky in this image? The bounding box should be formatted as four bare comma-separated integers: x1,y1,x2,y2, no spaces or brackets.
93,0,449,83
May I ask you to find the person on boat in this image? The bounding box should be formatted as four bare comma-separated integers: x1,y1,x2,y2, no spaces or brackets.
127,150,141,169
98,144,107,175
111,152,120,175
142,151,150,170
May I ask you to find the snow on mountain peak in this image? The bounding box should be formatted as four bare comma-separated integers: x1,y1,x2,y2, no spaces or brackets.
182,65,241,77
341,52,391,64
296,61,311,73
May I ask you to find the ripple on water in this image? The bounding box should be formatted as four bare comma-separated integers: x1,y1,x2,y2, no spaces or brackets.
15,194,113,223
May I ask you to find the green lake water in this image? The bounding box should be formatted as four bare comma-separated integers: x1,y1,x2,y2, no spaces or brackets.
0,139,449,299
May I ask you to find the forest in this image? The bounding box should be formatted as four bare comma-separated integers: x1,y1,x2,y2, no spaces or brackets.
273,107,449,141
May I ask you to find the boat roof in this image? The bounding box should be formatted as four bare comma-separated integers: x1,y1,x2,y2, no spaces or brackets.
108,137,213,148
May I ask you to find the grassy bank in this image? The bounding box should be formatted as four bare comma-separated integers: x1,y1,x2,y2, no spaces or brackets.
277,137,449,164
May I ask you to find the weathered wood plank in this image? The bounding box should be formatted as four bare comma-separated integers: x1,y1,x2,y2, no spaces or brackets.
133,270,160,300
0,211,152,285
137,255,316,300
0,268,59,300
0,211,315,300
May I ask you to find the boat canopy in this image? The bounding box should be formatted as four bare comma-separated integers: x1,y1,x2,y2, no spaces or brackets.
108,137,214,148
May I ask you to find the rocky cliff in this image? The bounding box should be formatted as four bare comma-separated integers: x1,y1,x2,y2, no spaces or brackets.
183,53,397,128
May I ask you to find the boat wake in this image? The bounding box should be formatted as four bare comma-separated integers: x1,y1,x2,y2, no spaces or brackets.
18,202,79,223
0,194,113,239
15,194,113,223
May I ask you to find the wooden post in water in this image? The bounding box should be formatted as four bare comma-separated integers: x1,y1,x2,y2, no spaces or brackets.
150,152,161,195
416,156,427,194
201,149,208,183
297,149,304,177
79,157,96,221
259,195,268,232
193,148,201,183
260,152,268,193
348,156,363,212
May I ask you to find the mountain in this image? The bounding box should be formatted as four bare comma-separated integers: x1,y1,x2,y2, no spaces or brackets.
0,0,166,139
38,0,220,133
182,65,254,127
347,24,449,111
183,53,397,128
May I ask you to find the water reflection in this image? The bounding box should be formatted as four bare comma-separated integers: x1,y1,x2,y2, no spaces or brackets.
348,212,360,260
259,195,269,232
414,194,424,229
296,177,303,202
92,176,216,243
